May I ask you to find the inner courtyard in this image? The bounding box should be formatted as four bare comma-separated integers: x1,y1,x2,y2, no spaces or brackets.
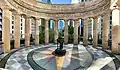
0,0,120,70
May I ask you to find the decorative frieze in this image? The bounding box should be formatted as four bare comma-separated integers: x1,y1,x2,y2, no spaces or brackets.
5,0,110,19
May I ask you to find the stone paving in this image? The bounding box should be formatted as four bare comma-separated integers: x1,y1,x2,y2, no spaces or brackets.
0,44,119,70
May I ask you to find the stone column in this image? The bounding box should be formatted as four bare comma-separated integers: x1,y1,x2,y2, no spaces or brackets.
112,9,120,54
93,17,98,48
83,18,88,46
13,12,21,49
25,16,31,47
45,19,49,44
79,19,82,36
54,20,58,43
2,7,11,53
35,18,40,45
64,20,68,44
74,19,79,44
102,13,109,49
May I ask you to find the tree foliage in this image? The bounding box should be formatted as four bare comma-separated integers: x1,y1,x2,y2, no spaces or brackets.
68,25,74,43
49,29,54,43
39,25,45,44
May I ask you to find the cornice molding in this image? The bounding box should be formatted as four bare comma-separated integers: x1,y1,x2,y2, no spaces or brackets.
4,0,110,19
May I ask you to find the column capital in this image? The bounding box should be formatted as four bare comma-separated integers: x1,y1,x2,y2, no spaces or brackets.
73,18,79,21
112,7,120,10
92,16,98,19
82,17,89,20
102,12,109,16
63,18,69,21
22,15,31,19
1,5,10,10
54,19,59,22
44,18,50,21
35,18,41,21
84,18,89,24
111,4,120,10
64,19,69,22
12,11,21,16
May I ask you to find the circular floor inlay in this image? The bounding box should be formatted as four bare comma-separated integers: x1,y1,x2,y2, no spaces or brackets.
4,45,119,70
31,45,93,70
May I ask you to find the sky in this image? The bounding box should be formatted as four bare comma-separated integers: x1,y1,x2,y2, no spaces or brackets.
51,0,71,4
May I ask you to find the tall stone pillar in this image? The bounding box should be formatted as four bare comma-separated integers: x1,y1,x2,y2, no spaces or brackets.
74,19,79,44
25,16,31,47
35,18,40,45
13,12,21,49
54,20,58,43
2,7,11,53
83,18,88,46
102,13,109,49
64,20,68,44
79,19,82,36
93,17,98,48
45,19,49,44
112,9,120,54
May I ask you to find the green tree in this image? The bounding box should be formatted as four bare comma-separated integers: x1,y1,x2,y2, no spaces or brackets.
68,25,74,43
58,31,64,38
49,29,54,43
39,25,45,44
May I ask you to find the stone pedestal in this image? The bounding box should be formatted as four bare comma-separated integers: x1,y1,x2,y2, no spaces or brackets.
45,19,49,44
54,20,58,43
35,19,40,45
14,12,21,49
83,18,88,46
74,20,79,44
2,8,11,53
25,16,31,47
64,20,68,44
93,17,98,48
102,14,109,49
55,56,65,70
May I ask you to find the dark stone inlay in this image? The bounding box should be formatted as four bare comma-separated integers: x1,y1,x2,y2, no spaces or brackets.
100,62,116,70
0,49,20,68
62,45,81,70
27,47,51,70
102,50,120,70
62,45,93,70
28,45,93,70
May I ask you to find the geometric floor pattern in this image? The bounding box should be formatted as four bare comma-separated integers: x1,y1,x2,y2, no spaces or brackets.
0,44,119,70
32,44,93,70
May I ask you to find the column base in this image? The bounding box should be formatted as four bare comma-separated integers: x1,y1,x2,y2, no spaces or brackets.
45,43,49,45
83,42,88,46
54,41,57,44
64,43,68,45
35,44,40,46
26,46,31,47
93,46,97,48
74,42,78,45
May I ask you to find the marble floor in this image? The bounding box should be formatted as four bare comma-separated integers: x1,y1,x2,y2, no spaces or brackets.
0,44,119,70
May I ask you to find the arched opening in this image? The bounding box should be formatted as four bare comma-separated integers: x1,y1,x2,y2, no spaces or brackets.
58,20,64,38
39,18,45,44
68,19,74,43
49,19,54,43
